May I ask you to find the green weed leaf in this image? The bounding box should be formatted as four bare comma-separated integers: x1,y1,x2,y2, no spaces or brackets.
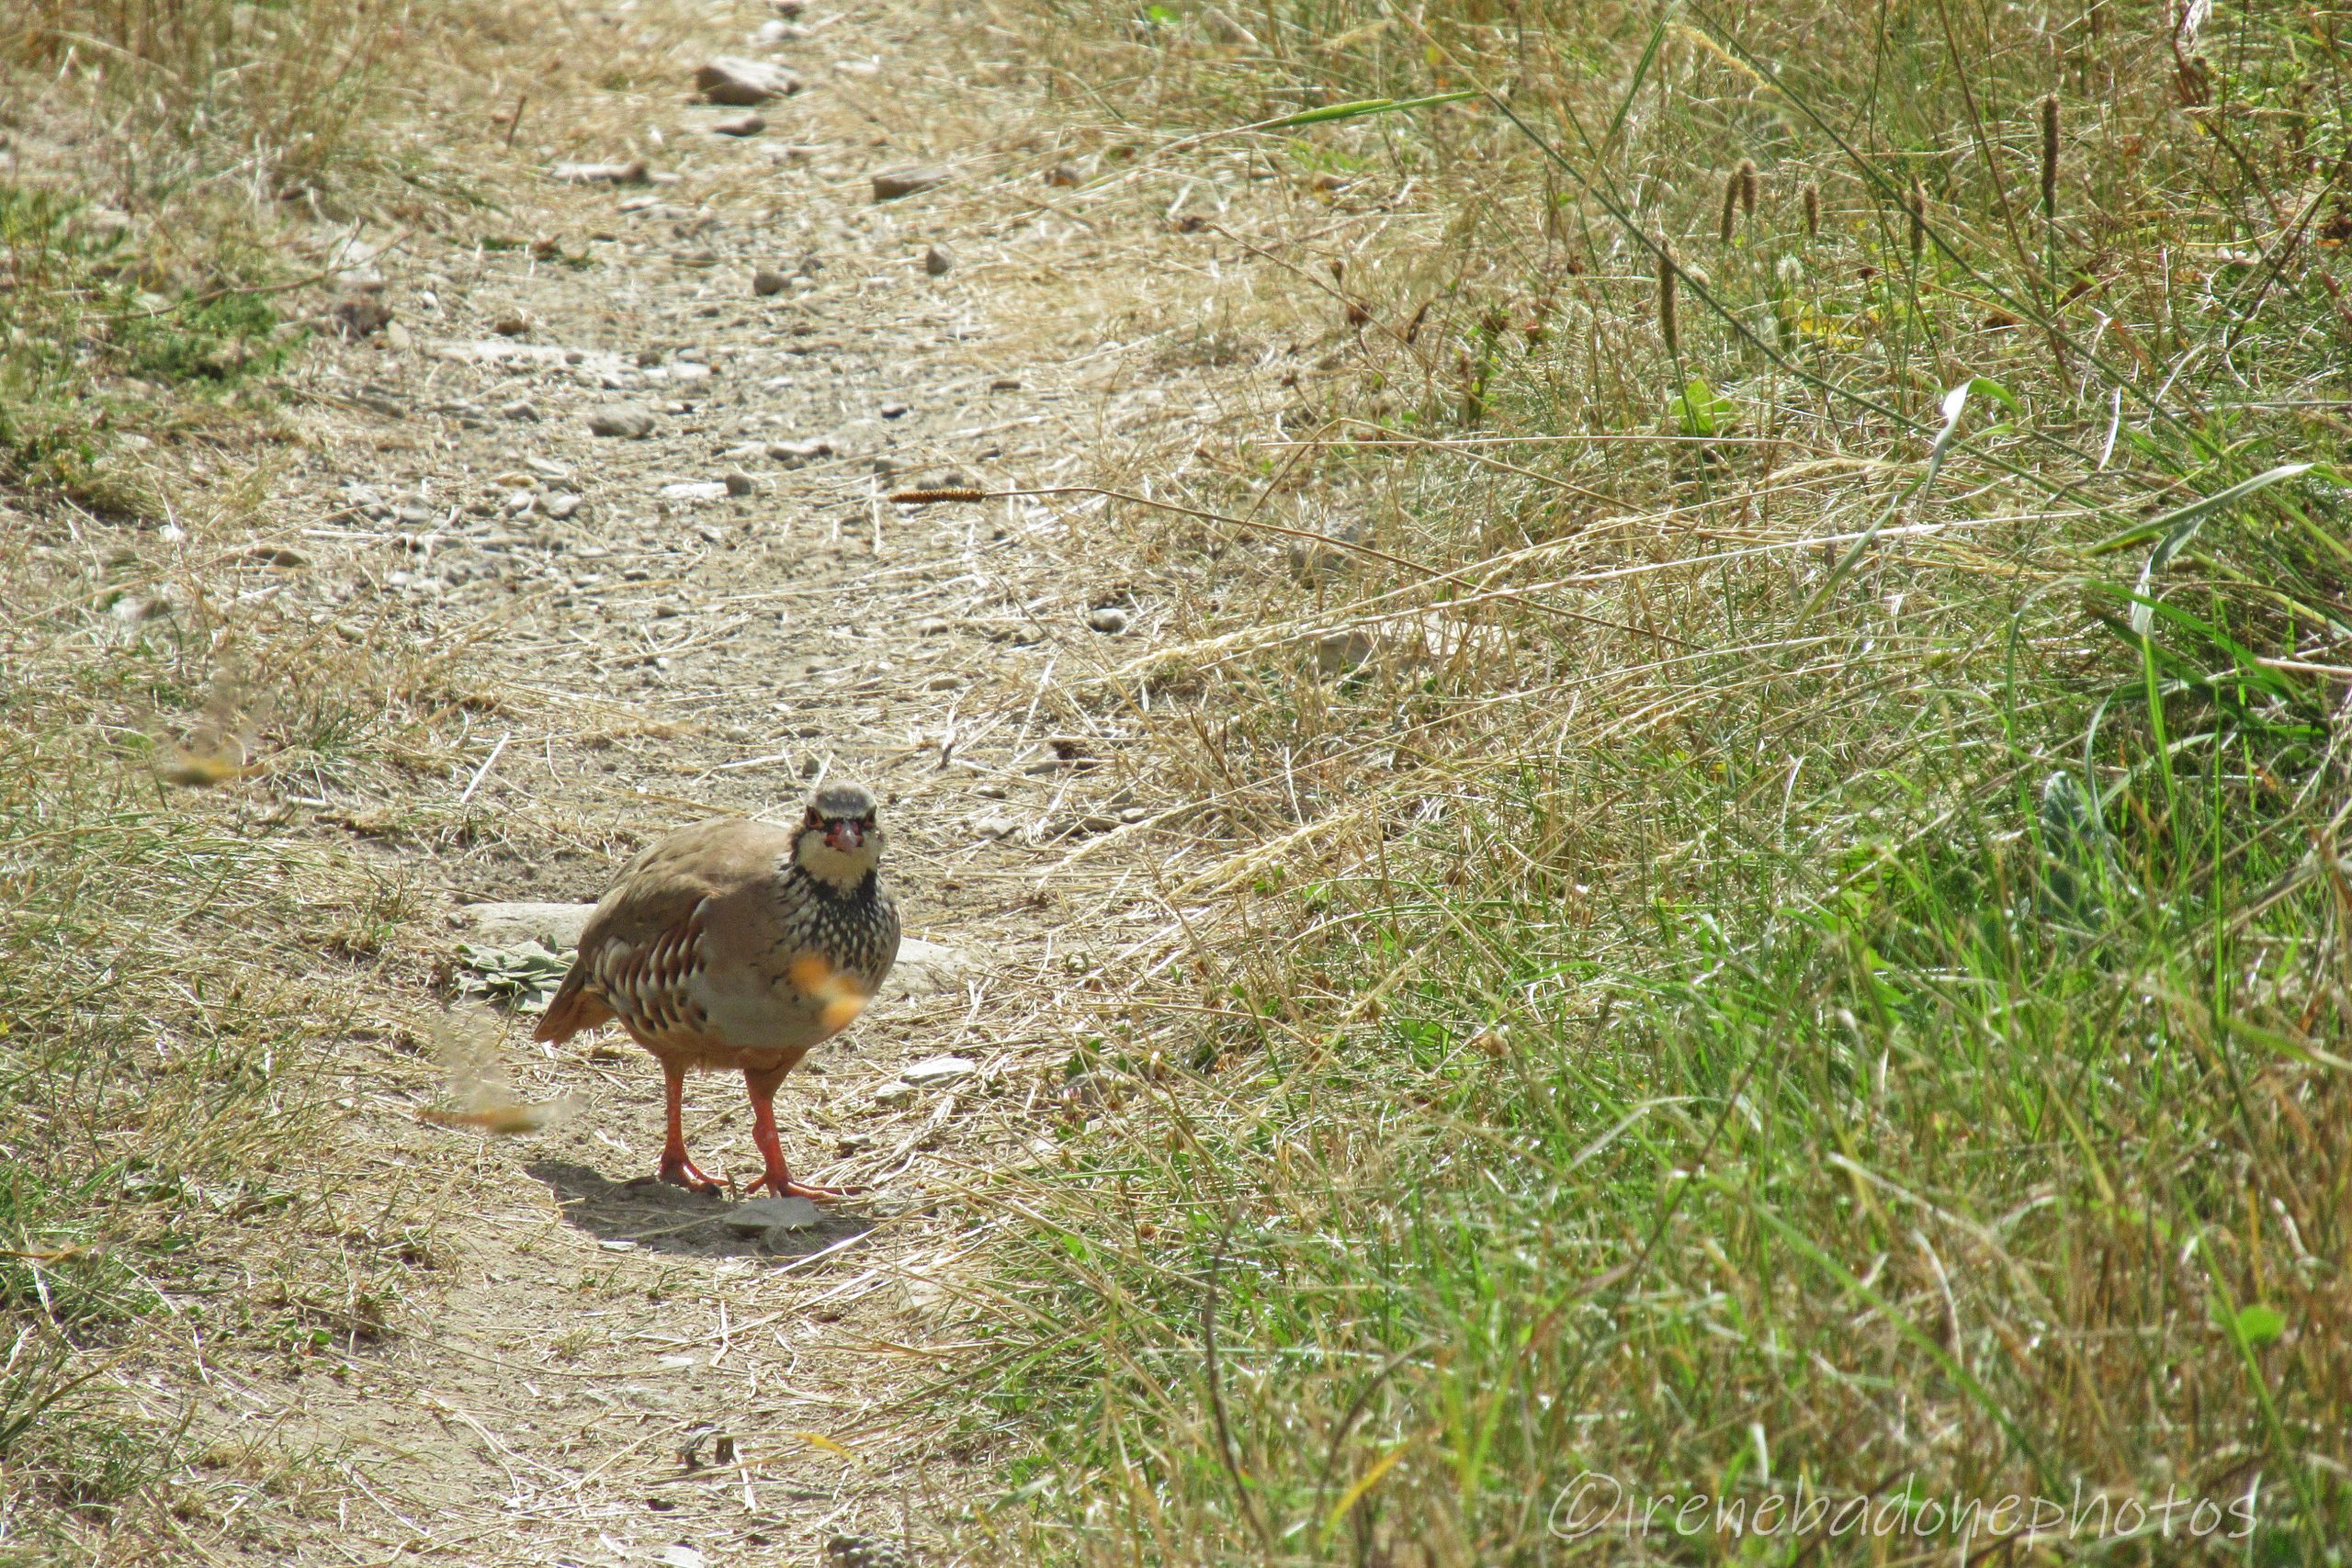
2231,1303,2287,1348
1667,377,1734,436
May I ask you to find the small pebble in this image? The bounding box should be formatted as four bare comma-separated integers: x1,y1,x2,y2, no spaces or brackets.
712,112,767,137
871,164,950,202
902,1055,976,1087
697,55,799,106
721,1196,824,1233
501,399,538,421
587,403,656,438
766,438,831,466
723,470,757,496
492,313,529,337
752,268,788,296
543,493,582,520
1086,605,1130,635
923,243,953,276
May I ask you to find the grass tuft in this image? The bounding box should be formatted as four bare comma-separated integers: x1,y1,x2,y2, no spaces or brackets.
971,0,2352,1559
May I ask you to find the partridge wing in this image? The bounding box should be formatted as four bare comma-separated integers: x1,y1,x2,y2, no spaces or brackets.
533,818,796,1044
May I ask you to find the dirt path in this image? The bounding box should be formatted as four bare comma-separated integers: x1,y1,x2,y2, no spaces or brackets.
169,6,1306,1561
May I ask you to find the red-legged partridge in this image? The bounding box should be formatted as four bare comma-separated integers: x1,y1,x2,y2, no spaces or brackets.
535,783,900,1199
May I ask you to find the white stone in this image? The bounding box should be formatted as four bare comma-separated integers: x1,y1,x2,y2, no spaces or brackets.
451,901,595,950
696,56,799,106
722,1196,824,1234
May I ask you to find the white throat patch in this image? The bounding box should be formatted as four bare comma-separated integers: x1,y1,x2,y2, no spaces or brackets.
796,830,876,890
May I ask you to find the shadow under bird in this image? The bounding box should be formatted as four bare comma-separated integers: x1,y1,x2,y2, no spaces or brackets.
534,783,901,1199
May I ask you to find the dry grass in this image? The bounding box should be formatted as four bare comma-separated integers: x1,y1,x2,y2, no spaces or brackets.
0,493,492,1553
952,0,2352,1560
0,0,593,1554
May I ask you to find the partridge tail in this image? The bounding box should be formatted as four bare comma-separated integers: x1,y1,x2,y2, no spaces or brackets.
534,967,613,1044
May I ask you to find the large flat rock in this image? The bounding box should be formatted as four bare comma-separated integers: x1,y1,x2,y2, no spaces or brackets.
451,900,596,950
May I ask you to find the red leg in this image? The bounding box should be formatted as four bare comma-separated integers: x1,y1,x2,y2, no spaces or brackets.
741,1066,862,1201
655,1061,727,1195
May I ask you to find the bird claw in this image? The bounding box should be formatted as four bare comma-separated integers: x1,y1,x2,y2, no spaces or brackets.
654,1153,729,1196
744,1171,863,1202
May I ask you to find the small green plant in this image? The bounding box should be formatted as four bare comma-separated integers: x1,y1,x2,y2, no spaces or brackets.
1664,375,1733,435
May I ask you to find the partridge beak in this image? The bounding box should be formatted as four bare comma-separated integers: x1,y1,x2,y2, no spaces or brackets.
823,819,865,853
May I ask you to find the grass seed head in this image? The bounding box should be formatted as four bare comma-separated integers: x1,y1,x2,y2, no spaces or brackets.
1804,181,1821,239
1657,240,1679,354
2041,94,2061,218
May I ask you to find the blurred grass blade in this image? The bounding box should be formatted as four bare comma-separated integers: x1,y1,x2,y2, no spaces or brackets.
2090,463,2312,557
1319,1439,1411,1544
1795,378,1985,624
2100,463,2313,634
1250,92,1476,131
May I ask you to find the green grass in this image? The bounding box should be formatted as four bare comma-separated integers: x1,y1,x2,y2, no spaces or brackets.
0,183,298,516
972,0,2352,1561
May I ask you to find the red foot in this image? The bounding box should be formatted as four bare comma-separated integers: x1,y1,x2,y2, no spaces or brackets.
743,1169,864,1202
655,1150,729,1196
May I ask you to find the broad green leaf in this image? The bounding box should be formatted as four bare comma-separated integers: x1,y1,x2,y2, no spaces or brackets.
2231,1303,2287,1348
1667,377,1734,436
